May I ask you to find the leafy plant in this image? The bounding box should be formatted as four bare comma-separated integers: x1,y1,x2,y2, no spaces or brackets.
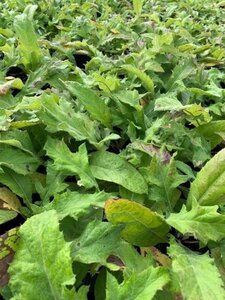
0,0,225,299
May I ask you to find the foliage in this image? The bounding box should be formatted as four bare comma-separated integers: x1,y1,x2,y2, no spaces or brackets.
0,0,225,299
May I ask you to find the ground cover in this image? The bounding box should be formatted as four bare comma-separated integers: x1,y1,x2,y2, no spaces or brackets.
0,0,225,299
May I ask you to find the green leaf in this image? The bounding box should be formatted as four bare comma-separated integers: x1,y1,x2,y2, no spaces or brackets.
105,199,169,246
133,0,143,16
114,90,141,109
0,146,39,175
51,191,109,220
90,151,148,194
169,240,225,300
9,210,76,300
122,65,154,94
35,165,68,205
183,104,211,127
0,210,17,225
71,219,123,270
141,157,188,213
187,148,225,207
0,130,35,156
45,138,97,189
154,94,183,111
37,94,99,146
167,202,225,244
64,81,111,127
106,266,169,300
196,121,225,149
0,110,11,131
0,168,32,205
166,60,195,92
113,242,153,274
14,5,42,70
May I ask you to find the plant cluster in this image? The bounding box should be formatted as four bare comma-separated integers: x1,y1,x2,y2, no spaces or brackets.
0,0,225,299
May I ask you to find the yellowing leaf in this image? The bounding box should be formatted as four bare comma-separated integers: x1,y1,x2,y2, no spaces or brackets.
133,0,143,16
0,187,21,213
105,199,169,246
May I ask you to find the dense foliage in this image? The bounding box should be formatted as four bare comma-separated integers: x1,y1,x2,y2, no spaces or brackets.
0,0,225,299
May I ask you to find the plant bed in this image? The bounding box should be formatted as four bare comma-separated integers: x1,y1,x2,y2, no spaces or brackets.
0,0,225,299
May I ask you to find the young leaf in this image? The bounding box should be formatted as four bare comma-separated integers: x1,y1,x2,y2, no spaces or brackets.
45,138,98,189
37,94,99,146
63,81,111,127
169,240,225,300
141,157,188,213
9,210,76,300
187,148,225,207
90,151,148,194
14,5,42,70
167,203,225,244
105,199,169,246
133,0,143,16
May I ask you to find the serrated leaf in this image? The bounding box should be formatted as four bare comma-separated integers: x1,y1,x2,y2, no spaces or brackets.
71,219,123,270
106,266,169,300
167,203,225,244
105,199,169,246
141,156,188,213
9,210,76,300
90,151,148,194
45,138,97,189
51,190,109,220
187,148,225,207
37,94,99,146
64,81,111,127
169,240,225,300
